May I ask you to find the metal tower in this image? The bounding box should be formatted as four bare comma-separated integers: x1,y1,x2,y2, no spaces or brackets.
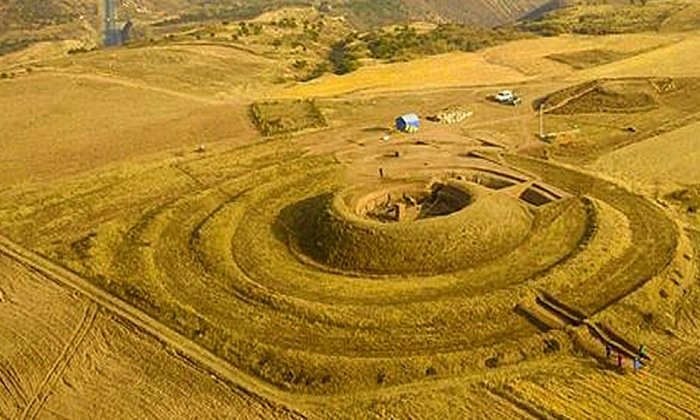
102,0,121,47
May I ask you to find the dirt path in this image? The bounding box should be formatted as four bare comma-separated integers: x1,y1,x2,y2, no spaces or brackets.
38,68,232,106
0,235,307,419
19,303,98,420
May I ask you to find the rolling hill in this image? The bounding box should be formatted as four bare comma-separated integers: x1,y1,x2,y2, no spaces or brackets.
0,0,556,34
402,0,553,26
0,0,555,56
5,0,699,58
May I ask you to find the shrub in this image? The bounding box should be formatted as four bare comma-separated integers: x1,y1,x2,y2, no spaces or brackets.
329,41,359,75
362,23,521,61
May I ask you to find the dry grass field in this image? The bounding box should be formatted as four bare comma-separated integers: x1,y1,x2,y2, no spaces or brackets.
591,120,700,191
0,44,273,187
578,31,700,79
0,254,87,419
274,32,683,98
0,251,302,419
274,51,531,98
3,18,700,419
42,311,301,420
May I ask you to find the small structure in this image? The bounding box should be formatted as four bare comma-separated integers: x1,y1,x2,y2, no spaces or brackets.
395,113,420,133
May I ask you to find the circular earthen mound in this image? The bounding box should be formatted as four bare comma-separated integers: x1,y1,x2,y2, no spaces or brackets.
293,178,534,275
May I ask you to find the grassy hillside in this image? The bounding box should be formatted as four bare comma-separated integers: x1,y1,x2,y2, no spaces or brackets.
521,0,699,36
0,0,555,52
403,0,552,26
6,0,700,45
0,0,94,29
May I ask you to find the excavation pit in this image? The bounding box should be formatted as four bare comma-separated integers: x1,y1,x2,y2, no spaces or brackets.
520,184,561,207
360,183,472,223
471,173,517,190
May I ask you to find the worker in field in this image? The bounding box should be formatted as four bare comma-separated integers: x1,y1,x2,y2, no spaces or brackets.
633,357,643,372
379,168,384,178
617,352,624,370
638,344,648,360
606,343,613,358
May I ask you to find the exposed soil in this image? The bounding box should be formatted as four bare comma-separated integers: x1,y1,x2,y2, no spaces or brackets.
538,78,662,115
547,49,630,69
362,182,472,223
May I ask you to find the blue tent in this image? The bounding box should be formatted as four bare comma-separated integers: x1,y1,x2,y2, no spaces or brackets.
395,113,420,133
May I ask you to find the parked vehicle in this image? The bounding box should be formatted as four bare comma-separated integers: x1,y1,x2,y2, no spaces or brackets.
494,90,522,106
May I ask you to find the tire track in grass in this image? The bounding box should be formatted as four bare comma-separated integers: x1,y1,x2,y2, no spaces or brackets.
0,235,308,419
0,353,28,416
19,303,98,420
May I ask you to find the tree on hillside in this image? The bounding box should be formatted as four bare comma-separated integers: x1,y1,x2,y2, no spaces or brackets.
329,41,359,75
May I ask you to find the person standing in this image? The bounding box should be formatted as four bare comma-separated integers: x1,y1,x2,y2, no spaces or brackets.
638,344,648,360
606,343,613,358
617,352,624,370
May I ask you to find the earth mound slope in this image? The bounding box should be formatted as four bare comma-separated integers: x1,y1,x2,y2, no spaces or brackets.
289,179,535,275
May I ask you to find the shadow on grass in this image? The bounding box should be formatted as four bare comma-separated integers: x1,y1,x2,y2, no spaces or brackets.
272,193,333,262
513,304,552,333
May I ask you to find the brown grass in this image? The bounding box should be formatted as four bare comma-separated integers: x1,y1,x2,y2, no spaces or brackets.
2,28,700,418
540,79,660,114
0,255,88,418
590,120,700,189
546,49,630,69
273,51,530,98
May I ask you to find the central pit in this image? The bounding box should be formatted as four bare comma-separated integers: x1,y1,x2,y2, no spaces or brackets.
358,182,473,223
